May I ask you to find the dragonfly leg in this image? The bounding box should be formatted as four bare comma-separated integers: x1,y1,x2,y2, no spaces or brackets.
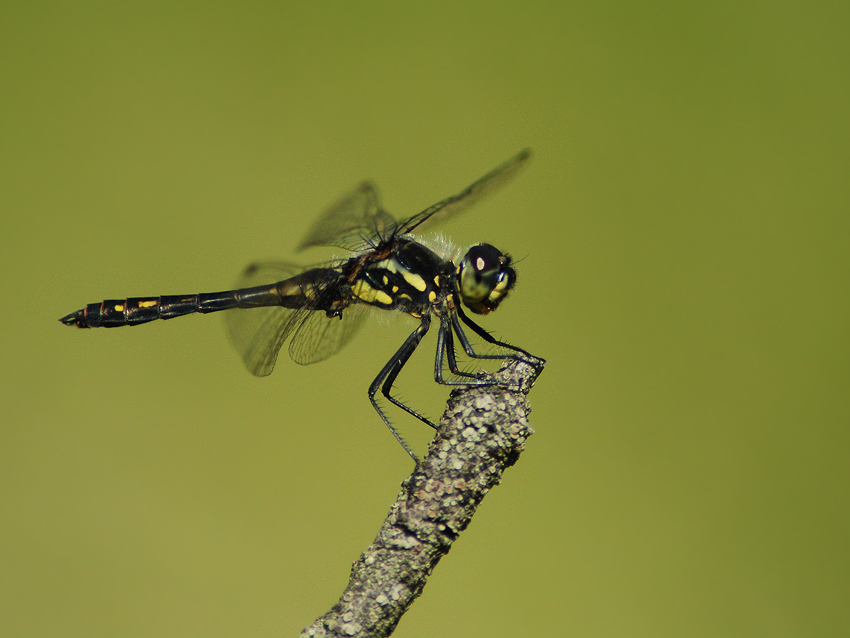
440,312,480,380
368,315,434,462
454,304,542,364
434,313,495,387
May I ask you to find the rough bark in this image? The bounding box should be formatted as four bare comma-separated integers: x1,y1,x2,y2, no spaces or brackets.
301,357,544,638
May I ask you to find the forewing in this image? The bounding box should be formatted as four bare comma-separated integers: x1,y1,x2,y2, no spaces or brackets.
396,149,531,236
224,261,308,377
298,182,397,252
288,302,368,365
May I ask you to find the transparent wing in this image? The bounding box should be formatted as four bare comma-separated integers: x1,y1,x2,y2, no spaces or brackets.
298,182,398,252
288,302,369,365
230,261,304,288
224,261,312,377
396,149,531,236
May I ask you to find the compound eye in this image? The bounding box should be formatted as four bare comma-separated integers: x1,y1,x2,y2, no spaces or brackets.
467,244,503,276
458,244,515,314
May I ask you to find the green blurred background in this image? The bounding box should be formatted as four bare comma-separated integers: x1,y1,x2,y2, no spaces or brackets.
2,2,848,637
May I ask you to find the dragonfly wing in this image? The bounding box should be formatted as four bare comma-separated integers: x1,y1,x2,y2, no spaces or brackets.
227,305,307,376
231,261,304,287
298,182,398,252
396,149,531,236
224,261,309,377
288,302,368,365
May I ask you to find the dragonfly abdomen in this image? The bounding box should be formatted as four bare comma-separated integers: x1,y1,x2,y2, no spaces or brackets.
60,285,282,328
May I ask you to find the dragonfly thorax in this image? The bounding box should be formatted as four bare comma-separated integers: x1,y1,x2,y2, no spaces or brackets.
346,239,444,314
457,243,516,315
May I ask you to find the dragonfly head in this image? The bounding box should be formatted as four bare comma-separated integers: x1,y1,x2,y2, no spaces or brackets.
457,244,516,315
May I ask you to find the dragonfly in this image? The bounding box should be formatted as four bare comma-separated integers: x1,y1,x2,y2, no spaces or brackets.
60,150,542,461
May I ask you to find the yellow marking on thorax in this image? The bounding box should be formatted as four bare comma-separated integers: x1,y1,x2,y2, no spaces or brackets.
401,270,427,292
374,258,395,272
376,258,427,292
352,279,393,305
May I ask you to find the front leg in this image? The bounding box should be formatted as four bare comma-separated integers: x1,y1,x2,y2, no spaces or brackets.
454,304,543,365
438,311,480,380
434,312,496,387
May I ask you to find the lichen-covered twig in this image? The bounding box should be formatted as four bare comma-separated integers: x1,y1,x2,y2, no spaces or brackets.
301,357,544,638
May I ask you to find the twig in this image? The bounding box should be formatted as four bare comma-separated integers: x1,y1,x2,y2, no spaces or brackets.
301,357,544,637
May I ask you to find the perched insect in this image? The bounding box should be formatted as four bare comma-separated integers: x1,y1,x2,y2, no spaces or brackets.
60,150,542,460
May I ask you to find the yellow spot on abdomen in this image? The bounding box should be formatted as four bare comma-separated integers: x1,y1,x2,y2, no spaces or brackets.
114,304,124,312
139,300,157,308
